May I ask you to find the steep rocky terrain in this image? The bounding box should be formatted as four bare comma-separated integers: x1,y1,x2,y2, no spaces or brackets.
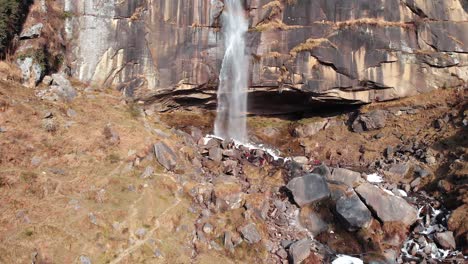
1,62,467,263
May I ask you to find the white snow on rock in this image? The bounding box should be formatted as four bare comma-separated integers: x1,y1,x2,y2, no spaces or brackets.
332,255,363,264
366,173,383,183
203,135,286,161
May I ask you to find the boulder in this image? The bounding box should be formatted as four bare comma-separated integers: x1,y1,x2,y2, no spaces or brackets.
329,168,363,187
352,110,387,132
355,183,418,226
288,239,312,264
239,223,261,244
335,191,372,231
293,119,328,137
17,57,43,86
435,231,456,250
153,142,178,171
311,164,332,178
208,147,223,162
388,163,410,178
287,174,330,207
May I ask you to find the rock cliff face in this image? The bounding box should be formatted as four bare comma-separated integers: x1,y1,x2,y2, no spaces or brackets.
63,1,468,110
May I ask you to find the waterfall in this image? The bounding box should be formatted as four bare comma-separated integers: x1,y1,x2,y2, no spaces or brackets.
214,0,248,142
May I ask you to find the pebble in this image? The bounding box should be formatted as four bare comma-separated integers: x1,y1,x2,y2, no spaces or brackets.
203,223,213,234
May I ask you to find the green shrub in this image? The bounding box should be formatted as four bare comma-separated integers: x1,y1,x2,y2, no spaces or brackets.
0,0,33,57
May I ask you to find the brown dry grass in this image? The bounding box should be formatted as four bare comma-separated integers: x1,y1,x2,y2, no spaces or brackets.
290,38,331,56
335,18,414,29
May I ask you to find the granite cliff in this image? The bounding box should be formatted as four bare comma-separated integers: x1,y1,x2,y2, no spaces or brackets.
13,0,468,113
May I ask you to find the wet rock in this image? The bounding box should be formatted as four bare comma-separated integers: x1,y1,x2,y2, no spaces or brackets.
435,231,456,250
289,239,312,264
239,223,261,244
287,174,330,207
335,191,372,231
103,123,120,145
388,163,410,178
153,142,178,171
329,168,362,187
352,110,387,132
355,183,418,226
20,23,43,39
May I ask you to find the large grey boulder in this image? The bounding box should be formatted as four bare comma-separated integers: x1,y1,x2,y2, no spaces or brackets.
335,191,372,231
352,110,387,132
17,57,43,86
46,73,77,101
153,142,178,171
355,183,418,226
287,174,330,207
329,168,363,187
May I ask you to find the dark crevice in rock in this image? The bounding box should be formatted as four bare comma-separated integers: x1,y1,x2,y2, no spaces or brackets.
353,188,384,225
402,0,429,19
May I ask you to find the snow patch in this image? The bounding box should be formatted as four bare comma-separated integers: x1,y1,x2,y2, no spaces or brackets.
203,135,287,161
332,255,363,264
366,173,383,183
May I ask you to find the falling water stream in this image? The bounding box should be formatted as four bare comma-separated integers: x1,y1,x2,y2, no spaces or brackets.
214,0,249,142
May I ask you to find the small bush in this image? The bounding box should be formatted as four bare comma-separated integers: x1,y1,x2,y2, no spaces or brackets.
107,153,121,164
127,102,141,118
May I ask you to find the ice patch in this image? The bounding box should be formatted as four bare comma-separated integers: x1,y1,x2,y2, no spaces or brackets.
366,173,383,183
332,255,363,264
